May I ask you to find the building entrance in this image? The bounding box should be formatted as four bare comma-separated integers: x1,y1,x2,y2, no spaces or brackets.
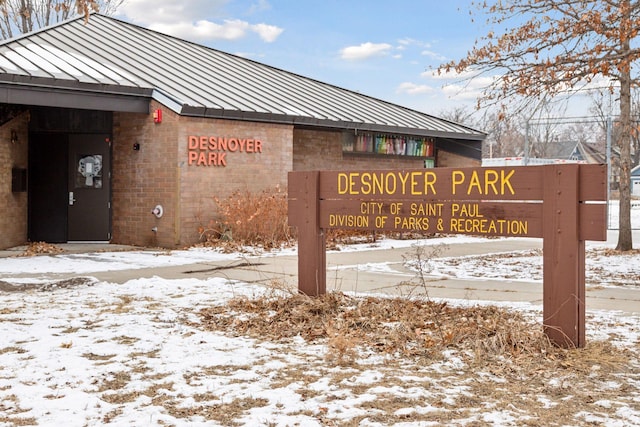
27,108,113,243
28,132,112,242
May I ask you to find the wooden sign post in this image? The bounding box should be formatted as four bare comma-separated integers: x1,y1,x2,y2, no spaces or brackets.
288,164,607,348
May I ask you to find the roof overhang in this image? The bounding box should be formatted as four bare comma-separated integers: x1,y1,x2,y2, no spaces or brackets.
0,76,152,113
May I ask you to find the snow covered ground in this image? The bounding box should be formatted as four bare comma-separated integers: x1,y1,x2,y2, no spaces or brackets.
0,206,639,426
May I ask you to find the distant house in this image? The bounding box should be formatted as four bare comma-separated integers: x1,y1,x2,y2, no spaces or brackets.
483,141,606,167
566,142,606,164
483,140,606,167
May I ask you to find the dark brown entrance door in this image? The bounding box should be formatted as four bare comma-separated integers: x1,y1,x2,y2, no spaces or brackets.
67,134,111,241
28,133,68,242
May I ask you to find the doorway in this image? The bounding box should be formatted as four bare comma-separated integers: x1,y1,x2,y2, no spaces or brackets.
28,132,112,242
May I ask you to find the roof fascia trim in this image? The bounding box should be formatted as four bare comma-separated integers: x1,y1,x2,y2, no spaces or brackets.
151,89,183,114
177,106,486,141
0,83,151,113
0,74,152,96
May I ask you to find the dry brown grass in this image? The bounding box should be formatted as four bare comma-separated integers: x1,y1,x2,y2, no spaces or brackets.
197,291,614,369
0,393,37,426
153,394,269,425
196,186,447,251
193,291,637,426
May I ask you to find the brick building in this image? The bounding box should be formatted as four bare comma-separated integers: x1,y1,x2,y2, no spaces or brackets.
0,14,485,249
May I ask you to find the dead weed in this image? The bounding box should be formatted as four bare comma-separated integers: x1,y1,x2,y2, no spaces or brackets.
193,292,640,426
197,292,634,378
0,277,95,293
198,292,555,363
157,395,269,425
0,346,27,355
94,371,131,393
18,241,64,256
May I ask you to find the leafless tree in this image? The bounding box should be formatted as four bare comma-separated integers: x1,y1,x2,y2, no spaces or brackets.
481,111,525,158
0,0,122,40
439,0,639,250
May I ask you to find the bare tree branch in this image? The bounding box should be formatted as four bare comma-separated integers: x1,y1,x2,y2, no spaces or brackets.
0,0,121,38
441,0,637,250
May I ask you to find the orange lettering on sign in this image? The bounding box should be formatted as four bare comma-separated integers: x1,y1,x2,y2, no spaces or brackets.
188,150,198,165
186,135,263,167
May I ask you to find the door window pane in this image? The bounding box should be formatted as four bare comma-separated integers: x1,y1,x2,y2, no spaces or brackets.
76,154,103,188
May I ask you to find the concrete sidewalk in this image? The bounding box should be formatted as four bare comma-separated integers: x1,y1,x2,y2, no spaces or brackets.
2,232,639,314
61,239,540,287
172,237,639,314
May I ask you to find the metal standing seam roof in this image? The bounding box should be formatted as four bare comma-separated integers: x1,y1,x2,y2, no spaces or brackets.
0,14,485,140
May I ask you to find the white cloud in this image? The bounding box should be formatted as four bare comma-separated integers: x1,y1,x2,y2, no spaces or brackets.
148,19,245,41
422,68,477,81
397,37,429,48
441,82,484,101
118,0,282,43
568,74,618,93
151,20,283,43
397,38,414,46
340,42,393,61
421,49,447,62
252,23,284,42
119,0,226,24
416,68,495,102
396,38,443,59
248,0,271,14
396,82,434,95
426,67,618,100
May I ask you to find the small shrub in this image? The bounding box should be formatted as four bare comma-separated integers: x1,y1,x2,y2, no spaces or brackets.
199,186,293,250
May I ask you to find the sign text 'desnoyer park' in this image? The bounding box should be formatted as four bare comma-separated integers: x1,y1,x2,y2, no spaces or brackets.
288,164,608,348
334,169,517,197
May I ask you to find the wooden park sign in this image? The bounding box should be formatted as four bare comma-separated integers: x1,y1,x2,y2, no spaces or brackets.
288,164,607,347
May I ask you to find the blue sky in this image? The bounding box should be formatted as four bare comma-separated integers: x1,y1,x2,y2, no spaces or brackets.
115,0,486,117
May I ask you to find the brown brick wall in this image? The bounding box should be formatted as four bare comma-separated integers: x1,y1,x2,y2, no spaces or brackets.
0,113,28,249
103,106,477,249
178,117,293,245
112,102,293,248
112,101,180,248
437,150,481,168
